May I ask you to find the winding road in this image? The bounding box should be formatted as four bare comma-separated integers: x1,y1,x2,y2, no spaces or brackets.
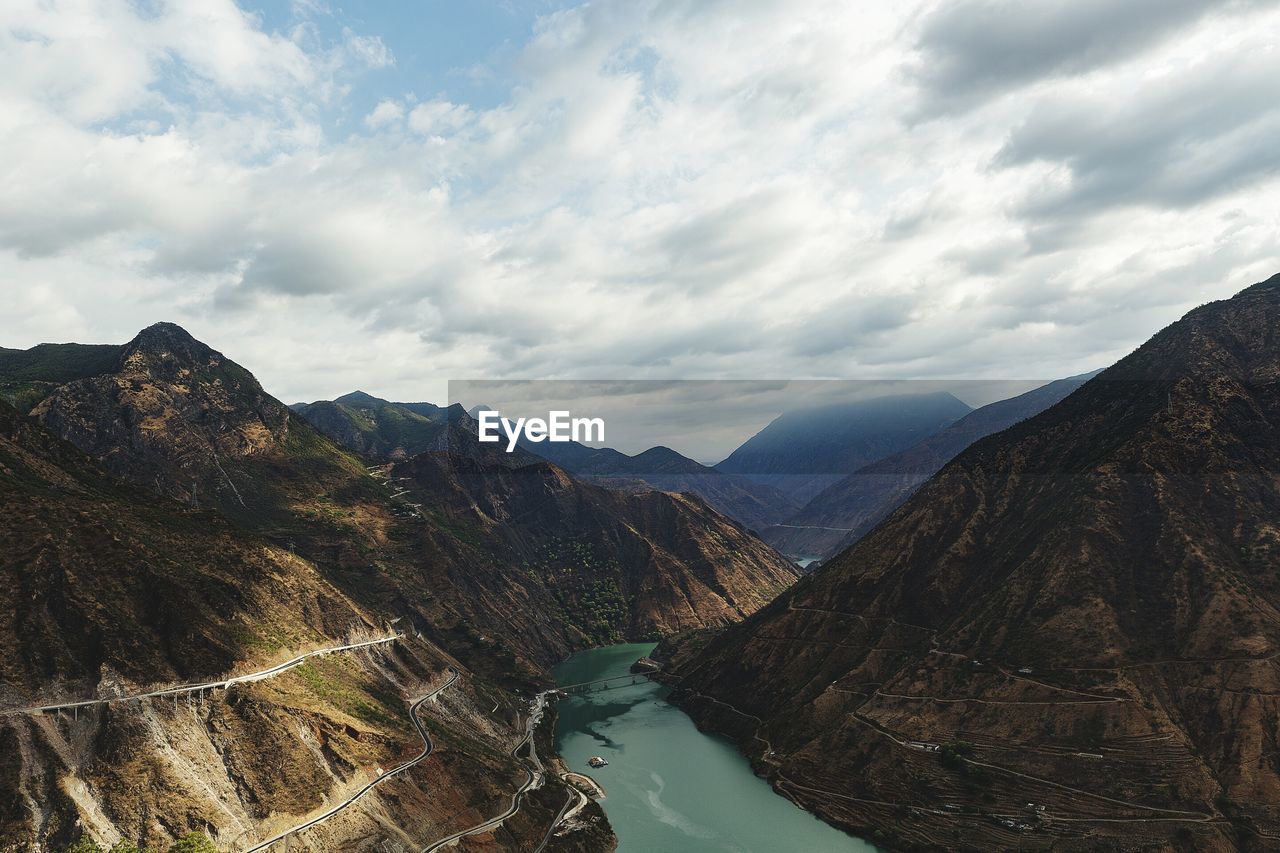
532,788,584,853
4,634,404,717
245,669,459,852
420,690,550,852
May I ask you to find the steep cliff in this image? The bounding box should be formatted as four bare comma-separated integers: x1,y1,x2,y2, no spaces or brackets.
395,447,800,646
0,399,551,851
669,274,1280,851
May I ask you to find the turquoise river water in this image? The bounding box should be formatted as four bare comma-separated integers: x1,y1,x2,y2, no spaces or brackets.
552,643,878,852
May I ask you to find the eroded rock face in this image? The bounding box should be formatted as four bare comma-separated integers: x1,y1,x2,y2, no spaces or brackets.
669,273,1280,851
0,397,548,850
394,447,800,648
32,322,292,509
2,321,794,849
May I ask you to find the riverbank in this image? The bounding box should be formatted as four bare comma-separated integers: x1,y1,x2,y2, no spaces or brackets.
551,643,877,852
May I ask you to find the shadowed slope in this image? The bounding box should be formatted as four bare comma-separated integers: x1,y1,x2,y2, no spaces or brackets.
669,274,1280,851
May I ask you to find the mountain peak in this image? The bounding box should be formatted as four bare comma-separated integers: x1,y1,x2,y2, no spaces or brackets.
132,321,200,345
123,322,218,366
335,390,384,407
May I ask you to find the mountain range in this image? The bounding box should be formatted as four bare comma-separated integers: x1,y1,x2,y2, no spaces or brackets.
715,391,974,504
0,323,794,849
290,391,459,460
763,374,1096,559
664,274,1280,850
8,270,1280,851
293,393,801,533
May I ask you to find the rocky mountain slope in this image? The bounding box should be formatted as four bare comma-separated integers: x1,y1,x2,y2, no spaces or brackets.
0,397,565,851
716,392,972,503
13,323,797,666
765,374,1094,559
393,446,800,645
667,274,1280,851
2,322,796,849
518,442,800,534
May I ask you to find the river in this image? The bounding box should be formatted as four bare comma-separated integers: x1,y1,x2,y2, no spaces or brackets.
552,643,878,852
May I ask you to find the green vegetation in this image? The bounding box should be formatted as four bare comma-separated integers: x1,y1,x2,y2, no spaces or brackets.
60,833,219,853
939,739,991,786
0,380,60,413
292,658,402,729
62,840,104,853
939,739,974,771
422,506,486,548
0,343,122,384
168,834,221,853
527,536,629,643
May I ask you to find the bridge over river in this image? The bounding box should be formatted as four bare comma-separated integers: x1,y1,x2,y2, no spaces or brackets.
557,671,658,695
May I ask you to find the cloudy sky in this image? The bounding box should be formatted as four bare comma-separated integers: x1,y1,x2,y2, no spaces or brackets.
4,0,1280,408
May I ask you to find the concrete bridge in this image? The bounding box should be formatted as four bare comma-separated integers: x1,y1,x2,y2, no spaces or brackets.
557,671,658,695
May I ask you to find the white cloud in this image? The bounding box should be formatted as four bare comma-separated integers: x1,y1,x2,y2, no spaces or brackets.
1,0,1279,408
365,98,405,128
407,99,473,137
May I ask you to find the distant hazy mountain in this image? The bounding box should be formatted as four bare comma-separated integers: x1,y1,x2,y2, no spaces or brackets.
715,391,972,503
765,373,1096,558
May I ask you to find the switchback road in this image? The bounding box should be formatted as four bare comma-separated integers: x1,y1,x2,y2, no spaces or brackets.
244,669,459,852
420,690,549,852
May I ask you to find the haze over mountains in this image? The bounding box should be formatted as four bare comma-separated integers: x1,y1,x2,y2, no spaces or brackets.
297,380,1102,565
764,373,1097,559
665,274,1280,850
716,392,974,504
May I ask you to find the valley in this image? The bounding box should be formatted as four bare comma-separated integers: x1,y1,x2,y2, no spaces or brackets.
6,275,1280,851
9,3,1278,851
0,324,797,851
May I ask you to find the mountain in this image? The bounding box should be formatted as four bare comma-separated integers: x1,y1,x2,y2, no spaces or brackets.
2,322,796,848
17,322,793,665
29,323,315,520
291,391,458,460
765,374,1095,559
295,394,803,534
519,440,801,533
666,274,1280,850
0,396,574,850
392,446,800,644
715,391,973,503
0,341,122,413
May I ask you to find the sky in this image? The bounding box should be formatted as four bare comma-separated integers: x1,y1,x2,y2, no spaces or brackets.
3,0,1280,412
